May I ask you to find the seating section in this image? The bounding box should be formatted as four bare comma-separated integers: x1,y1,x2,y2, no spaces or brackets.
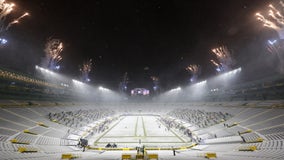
167,108,232,128
265,132,284,141
0,135,9,142
13,133,38,144
0,105,118,159
155,103,284,160
241,133,262,142
48,109,115,129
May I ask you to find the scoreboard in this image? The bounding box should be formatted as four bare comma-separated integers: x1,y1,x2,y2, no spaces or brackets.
131,88,150,96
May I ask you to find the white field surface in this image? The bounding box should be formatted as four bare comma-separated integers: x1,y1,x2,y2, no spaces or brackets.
92,115,191,148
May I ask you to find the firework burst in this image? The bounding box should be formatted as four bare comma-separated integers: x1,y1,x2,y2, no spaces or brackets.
80,59,93,82
42,38,63,70
0,0,29,33
150,76,160,91
185,64,201,82
256,1,284,39
211,46,235,72
5,12,29,30
256,1,284,73
119,72,128,92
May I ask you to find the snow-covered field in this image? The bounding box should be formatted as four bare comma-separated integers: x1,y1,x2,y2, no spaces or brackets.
94,115,191,148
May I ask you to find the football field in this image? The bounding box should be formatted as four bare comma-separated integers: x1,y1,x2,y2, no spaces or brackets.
93,115,191,148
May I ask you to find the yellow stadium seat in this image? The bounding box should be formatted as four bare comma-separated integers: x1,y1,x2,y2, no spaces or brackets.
239,145,257,151
147,153,158,159
257,137,263,142
240,129,252,134
37,122,49,128
205,152,217,158
136,154,144,159
18,147,27,153
121,154,131,160
23,129,37,135
61,153,73,159
18,147,37,153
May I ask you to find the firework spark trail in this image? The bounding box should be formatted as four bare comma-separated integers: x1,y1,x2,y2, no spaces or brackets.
0,0,28,33
5,12,29,30
281,1,284,8
0,0,14,19
268,4,284,25
210,59,220,67
210,59,224,73
185,64,200,75
0,0,14,32
256,12,280,30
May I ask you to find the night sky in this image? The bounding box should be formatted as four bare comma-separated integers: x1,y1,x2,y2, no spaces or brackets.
0,0,279,91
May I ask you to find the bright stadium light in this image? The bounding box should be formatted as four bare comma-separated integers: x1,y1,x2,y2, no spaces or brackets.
0,38,8,45
195,80,207,86
35,65,72,89
208,67,242,92
168,86,181,93
221,67,241,77
98,86,110,92
268,39,277,45
72,79,84,85
55,65,60,70
60,83,69,87
35,65,55,75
